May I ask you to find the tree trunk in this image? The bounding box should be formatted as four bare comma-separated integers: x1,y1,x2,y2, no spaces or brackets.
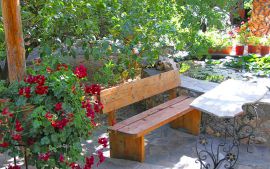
1,0,26,82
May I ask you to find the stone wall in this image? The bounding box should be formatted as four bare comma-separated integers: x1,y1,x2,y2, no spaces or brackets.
249,0,270,36
142,68,270,147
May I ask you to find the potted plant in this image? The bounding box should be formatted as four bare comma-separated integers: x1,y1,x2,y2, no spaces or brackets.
0,56,107,168
260,36,270,56
247,36,260,54
235,30,247,56
207,31,233,55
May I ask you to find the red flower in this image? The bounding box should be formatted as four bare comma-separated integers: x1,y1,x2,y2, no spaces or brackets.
86,107,95,120
97,150,105,166
84,156,94,169
98,137,108,148
46,67,53,73
94,101,103,113
35,85,48,95
7,165,21,169
0,142,9,148
57,63,68,71
27,138,35,145
55,102,63,111
19,87,31,98
15,120,23,132
45,112,53,121
12,134,22,141
24,75,46,85
24,75,35,84
70,162,81,169
59,154,65,163
51,118,69,130
241,21,245,25
74,65,87,79
84,84,101,95
38,152,51,161
1,107,9,115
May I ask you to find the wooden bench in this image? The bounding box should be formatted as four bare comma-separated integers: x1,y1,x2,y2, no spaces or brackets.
100,70,201,162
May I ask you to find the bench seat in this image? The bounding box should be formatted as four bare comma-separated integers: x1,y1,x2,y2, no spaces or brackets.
108,95,201,162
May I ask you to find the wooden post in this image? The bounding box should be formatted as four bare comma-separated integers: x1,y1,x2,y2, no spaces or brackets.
1,0,26,82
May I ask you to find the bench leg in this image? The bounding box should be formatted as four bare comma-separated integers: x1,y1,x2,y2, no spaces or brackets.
109,132,145,162
108,110,117,126
170,109,201,135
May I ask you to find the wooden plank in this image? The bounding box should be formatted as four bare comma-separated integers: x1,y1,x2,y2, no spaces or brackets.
108,110,116,126
170,109,201,135
100,70,180,113
1,0,26,82
109,95,189,131
117,98,195,137
110,132,145,162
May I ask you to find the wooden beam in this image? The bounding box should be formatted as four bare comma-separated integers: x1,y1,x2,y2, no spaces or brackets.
1,0,26,82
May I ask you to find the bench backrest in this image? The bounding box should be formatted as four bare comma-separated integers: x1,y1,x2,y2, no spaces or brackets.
100,70,180,113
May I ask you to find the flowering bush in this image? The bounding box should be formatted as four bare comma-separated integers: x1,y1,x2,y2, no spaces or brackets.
0,56,106,168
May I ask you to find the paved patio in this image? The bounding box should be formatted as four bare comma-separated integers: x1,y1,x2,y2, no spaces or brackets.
1,76,270,169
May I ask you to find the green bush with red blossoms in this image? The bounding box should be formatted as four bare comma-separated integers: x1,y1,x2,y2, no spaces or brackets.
0,56,107,169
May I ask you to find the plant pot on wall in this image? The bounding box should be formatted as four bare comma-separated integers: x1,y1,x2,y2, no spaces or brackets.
235,45,244,55
261,46,270,56
221,46,232,55
248,45,258,54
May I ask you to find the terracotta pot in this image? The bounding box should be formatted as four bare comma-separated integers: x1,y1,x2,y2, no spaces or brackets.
208,48,215,54
260,46,270,56
235,45,244,55
221,46,232,55
248,45,258,54
208,47,232,55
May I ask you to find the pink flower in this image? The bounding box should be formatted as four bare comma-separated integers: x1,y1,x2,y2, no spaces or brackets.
74,65,87,79
241,21,245,25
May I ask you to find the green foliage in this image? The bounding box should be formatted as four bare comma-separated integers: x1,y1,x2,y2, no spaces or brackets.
247,36,260,45
225,54,270,76
0,56,105,168
0,0,238,84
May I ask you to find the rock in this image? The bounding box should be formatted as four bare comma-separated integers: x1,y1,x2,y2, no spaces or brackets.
254,136,267,144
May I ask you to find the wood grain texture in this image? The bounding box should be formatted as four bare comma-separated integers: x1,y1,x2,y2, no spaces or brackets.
170,109,201,135
100,70,180,113
109,96,189,131
110,97,195,137
1,0,26,82
110,132,145,162
108,110,116,126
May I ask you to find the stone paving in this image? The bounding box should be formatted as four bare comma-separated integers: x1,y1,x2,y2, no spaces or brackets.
1,76,270,169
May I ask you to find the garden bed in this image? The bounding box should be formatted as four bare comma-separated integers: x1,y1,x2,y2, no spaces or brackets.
179,54,270,83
